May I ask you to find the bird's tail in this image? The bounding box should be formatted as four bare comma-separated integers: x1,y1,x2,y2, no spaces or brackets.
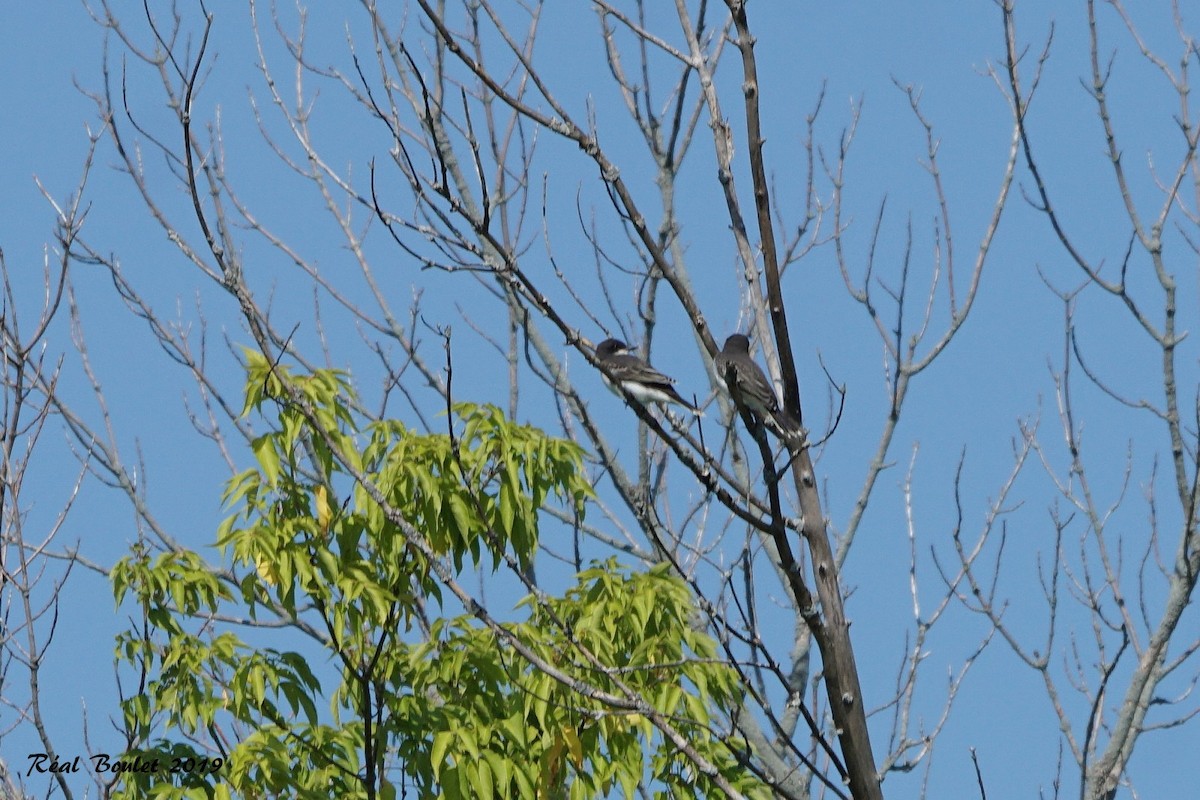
769,408,805,443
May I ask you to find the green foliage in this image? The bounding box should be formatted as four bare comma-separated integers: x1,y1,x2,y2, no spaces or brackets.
110,354,768,799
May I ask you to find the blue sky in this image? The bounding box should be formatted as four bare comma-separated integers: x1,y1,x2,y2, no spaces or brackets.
2,2,1197,798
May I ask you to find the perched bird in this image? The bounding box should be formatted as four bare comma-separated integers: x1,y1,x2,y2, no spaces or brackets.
715,333,803,440
595,338,701,414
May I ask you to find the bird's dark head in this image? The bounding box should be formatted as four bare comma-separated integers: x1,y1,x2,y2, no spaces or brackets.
722,333,751,353
596,338,629,359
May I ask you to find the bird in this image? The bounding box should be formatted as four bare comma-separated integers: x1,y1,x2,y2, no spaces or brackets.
595,338,701,414
714,333,803,441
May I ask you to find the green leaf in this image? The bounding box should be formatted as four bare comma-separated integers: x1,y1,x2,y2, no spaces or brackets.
470,757,494,800
431,730,454,780
498,481,516,536
251,434,281,488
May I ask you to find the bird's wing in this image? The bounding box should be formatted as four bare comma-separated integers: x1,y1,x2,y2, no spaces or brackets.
609,353,677,388
718,351,801,436
724,356,779,412
743,364,780,410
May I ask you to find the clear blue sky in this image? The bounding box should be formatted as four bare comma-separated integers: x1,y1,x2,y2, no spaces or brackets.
1,2,1195,798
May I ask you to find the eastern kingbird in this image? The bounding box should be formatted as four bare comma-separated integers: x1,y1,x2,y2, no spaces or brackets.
715,333,803,440
595,338,701,414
